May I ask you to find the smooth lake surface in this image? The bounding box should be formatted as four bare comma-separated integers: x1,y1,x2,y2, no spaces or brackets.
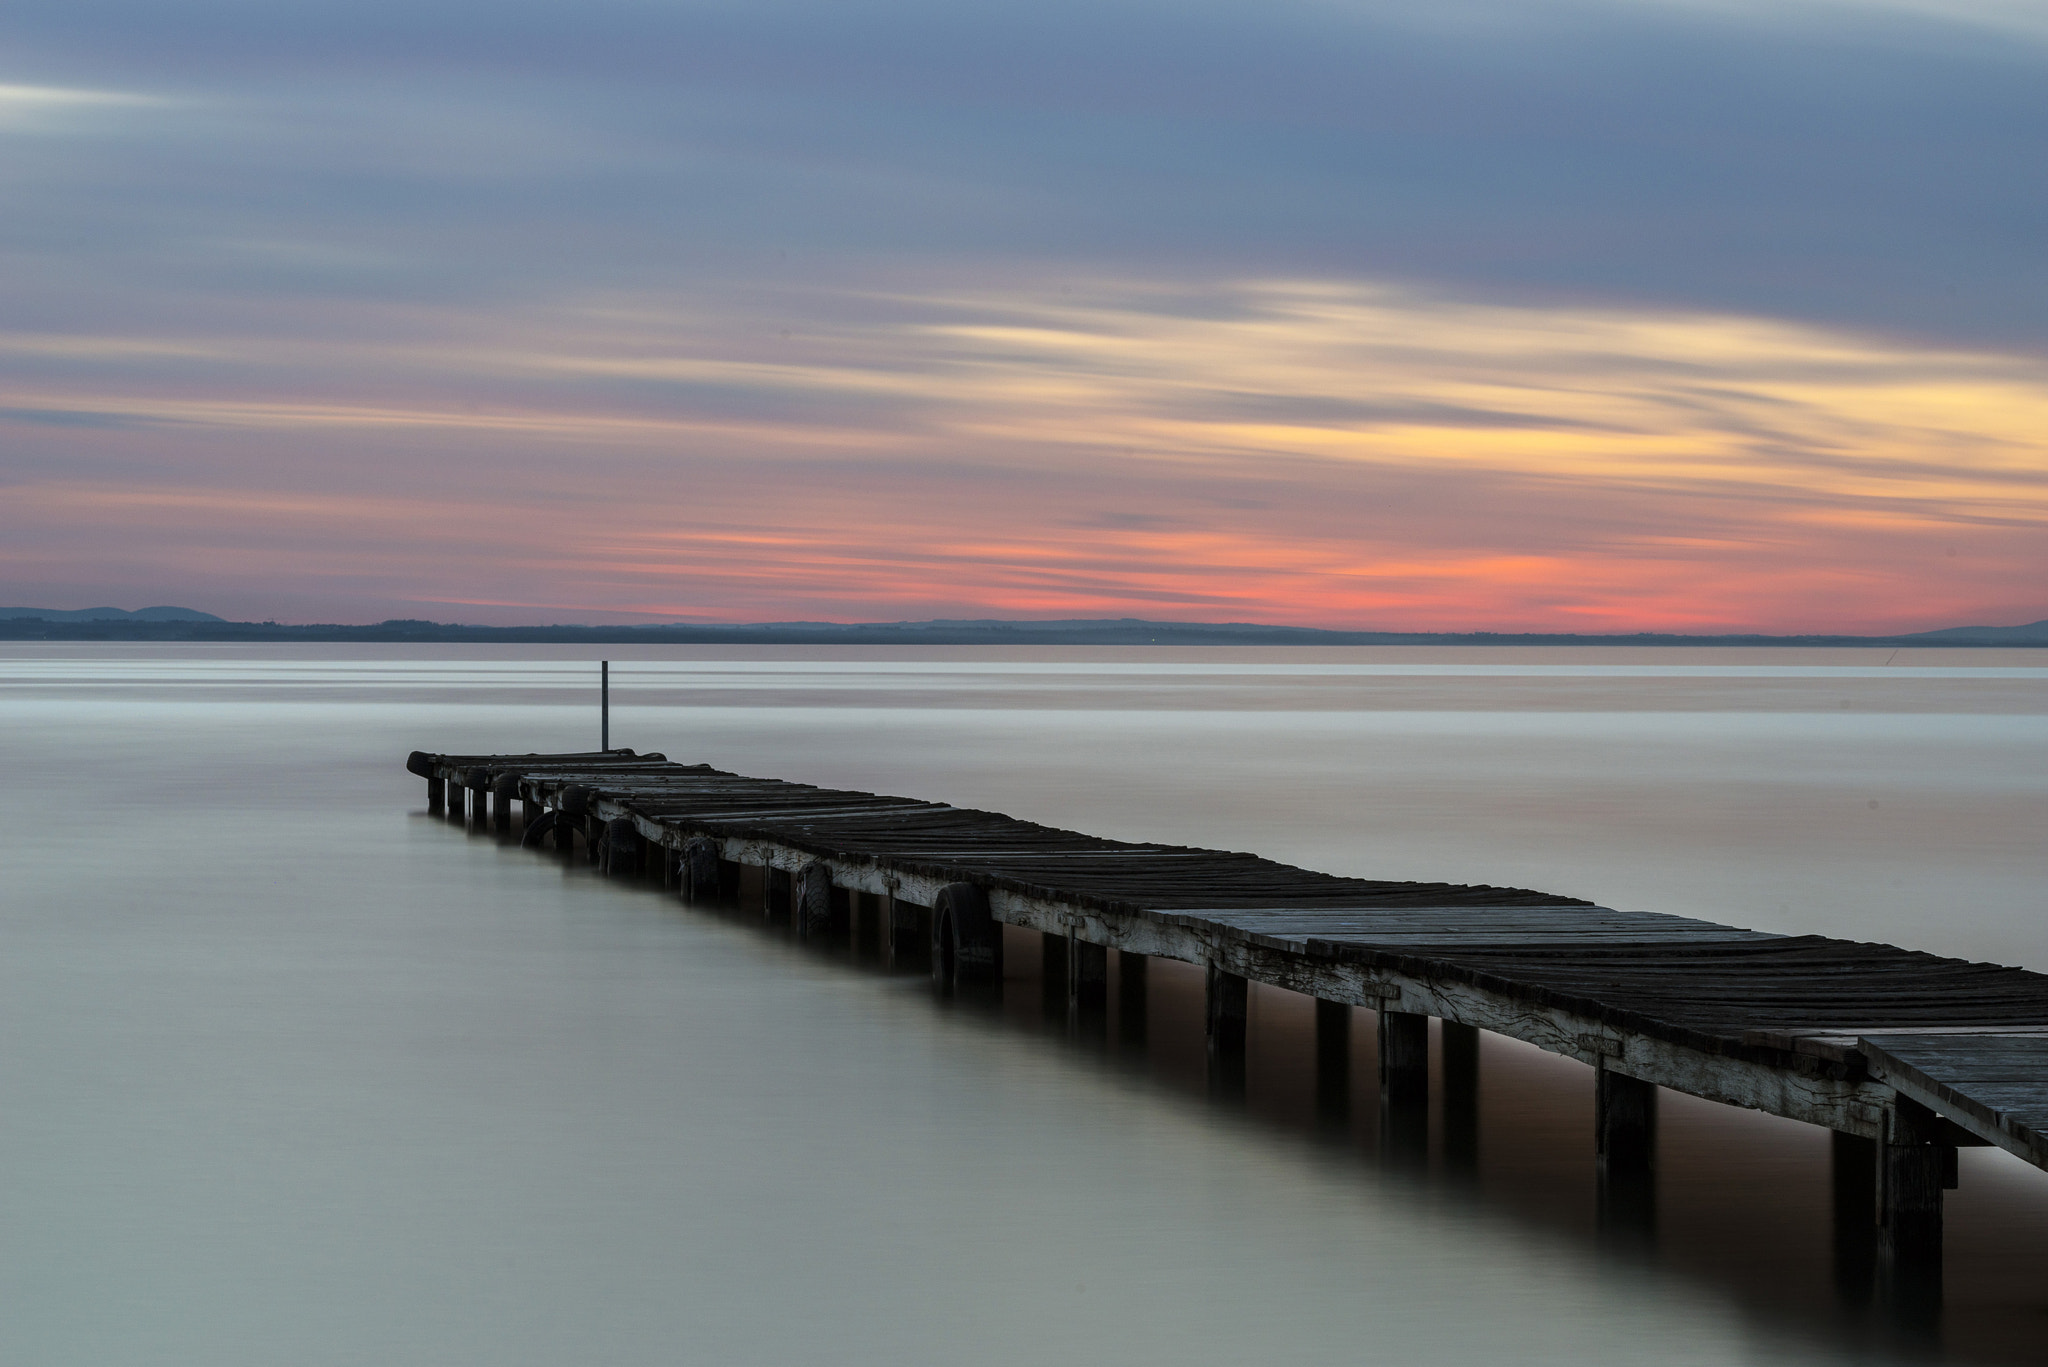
4,644,2047,1365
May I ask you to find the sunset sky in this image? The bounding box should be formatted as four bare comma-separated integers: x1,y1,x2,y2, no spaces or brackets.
3,0,2044,630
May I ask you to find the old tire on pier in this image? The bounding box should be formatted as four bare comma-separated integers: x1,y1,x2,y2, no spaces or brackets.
931,882,1003,985
795,862,835,940
519,809,560,849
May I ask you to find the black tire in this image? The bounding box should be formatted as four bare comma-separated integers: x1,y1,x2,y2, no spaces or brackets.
519,809,559,848
931,883,1002,984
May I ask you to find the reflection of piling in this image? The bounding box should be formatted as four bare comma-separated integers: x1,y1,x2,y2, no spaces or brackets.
1442,1020,1480,1173
1832,1130,1878,1308
1314,999,1350,1126
1041,932,1068,1012
1117,951,1148,1046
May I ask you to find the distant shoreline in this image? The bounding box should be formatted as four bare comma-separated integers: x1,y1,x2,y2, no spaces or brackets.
4,615,2044,647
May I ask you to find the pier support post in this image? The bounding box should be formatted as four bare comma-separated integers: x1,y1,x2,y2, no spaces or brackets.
1118,951,1148,1044
1596,1065,1657,1237
600,818,641,877
931,883,1002,985
492,774,519,834
795,862,835,940
427,775,445,814
465,771,490,830
766,867,792,921
682,839,722,903
554,809,575,855
1877,1097,1946,1321
1205,964,1248,1054
1314,999,1350,1124
1442,1020,1480,1171
1596,1066,1657,1174
1040,932,1068,1005
1068,935,1108,1011
1378,1009,1429,1160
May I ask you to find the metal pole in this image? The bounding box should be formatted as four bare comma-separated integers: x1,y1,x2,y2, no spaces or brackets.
601,660,609,751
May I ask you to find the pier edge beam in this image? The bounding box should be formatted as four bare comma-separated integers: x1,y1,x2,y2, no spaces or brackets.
1205,963,1248,1054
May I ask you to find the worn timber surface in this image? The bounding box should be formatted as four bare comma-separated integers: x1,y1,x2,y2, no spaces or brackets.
413,748,2048,1169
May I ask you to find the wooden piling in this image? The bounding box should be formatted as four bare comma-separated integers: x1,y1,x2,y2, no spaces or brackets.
1068,934,1108,1010
1442,1020,1481,1170
427,775,445,814
1039,931,1067,996
796,861,834,939
681,839,721,903
1595,1064,1658,1236
1879,1098,1946,1274
492,773,519,833
1378,1008,1429,1160
1378,1009,1428,1105
1596,1066,1658,1174
1206,963,1248,1054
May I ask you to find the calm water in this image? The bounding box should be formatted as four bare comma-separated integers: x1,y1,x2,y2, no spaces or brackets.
4,644,2047,1365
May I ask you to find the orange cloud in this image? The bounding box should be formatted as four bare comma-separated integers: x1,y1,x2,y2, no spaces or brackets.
3,276,2043,629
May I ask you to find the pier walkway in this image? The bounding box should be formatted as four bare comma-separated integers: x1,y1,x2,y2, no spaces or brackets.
408,747,2048,1285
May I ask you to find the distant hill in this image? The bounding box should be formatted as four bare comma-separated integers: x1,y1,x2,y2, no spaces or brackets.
1902,619,2048,644
0,610,2041,645
0,605,225,623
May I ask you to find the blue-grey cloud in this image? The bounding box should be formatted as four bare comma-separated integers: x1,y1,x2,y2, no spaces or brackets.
3,0,2044,350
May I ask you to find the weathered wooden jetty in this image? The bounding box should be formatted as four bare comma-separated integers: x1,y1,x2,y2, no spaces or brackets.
409,747,2048,1297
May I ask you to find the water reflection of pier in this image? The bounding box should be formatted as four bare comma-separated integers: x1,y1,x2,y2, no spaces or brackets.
412,747,2048,1331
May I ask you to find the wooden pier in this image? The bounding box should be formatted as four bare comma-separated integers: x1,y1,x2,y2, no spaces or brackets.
409,747,2048,1296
